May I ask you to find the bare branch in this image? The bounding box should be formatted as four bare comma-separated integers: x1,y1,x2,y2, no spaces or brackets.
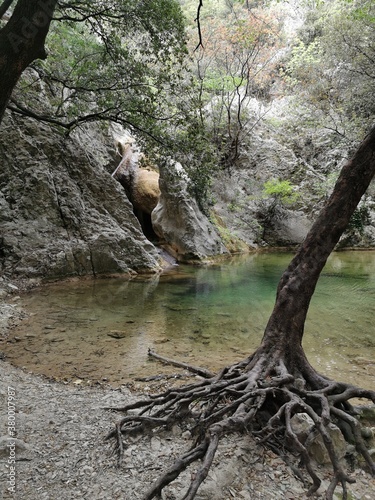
148,349,215,379
194,0,204,51
0,0,14,20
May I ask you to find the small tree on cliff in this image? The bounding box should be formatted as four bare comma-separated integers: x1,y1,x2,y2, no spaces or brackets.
108,126,375,499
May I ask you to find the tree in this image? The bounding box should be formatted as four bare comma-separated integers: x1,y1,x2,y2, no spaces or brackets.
0,0,215,210
0,0,58,123
190,2,281,169
108,125,375,499
282,0,375,144
1,1,375,498
0,0,188,144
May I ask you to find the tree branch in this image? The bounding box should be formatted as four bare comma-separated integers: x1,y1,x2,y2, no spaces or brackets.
7,98,169,146
148,349,214,379
7,98,118,131
194,0,204,51
0,0,14,20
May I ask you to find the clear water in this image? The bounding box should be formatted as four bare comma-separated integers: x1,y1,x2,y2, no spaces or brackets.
3,251,375,389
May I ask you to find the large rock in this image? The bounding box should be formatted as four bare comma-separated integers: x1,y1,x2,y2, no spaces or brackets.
211,132,307,248
262,208,311,246
0,113,161,279
152,161,229,261
132,169,160,214
114,143,160,215
290,413,347,465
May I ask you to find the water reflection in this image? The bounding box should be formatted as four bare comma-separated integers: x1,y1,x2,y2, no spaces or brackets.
2,251,374,388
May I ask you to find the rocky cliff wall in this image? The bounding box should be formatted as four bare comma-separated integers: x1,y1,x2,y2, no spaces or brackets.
0,112,161,279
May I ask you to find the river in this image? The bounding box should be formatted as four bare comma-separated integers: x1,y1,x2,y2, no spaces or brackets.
2,251,374,389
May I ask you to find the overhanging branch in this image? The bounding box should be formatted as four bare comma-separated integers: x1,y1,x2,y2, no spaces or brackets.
6,98,168,146
194,0,204,51
0,0,14,20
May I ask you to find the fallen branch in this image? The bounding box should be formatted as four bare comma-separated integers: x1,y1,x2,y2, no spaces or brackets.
148,349,215,379
134,373,194,382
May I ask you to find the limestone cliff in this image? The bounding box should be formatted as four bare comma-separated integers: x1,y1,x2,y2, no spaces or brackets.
0,112,161,279
152,161,229,261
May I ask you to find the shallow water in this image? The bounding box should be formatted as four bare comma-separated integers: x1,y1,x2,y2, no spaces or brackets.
2,251,375,388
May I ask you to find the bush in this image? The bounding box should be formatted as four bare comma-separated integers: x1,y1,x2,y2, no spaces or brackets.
262,179,300,205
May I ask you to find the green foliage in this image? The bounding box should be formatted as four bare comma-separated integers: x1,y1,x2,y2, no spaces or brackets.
280,0,375,144
262,179,300,205
310,171,339,200
14,0,189,140
183,1,281,171
347,205,371,234
203,72,245,93
283,40,323,86
170,116,219,212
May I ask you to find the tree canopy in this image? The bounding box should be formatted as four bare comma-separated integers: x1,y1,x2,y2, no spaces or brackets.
1,1,188,138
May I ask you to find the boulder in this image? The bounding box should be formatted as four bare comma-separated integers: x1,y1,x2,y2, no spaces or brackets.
151,161,229,261
290,413,347,465
262,208,312,246
131,169,160,215
113,141,160,214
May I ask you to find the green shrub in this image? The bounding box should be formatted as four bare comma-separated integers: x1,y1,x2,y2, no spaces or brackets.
262,179,300,205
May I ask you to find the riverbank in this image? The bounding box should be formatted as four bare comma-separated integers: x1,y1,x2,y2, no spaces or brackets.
1,278,374,499
1,357,375,500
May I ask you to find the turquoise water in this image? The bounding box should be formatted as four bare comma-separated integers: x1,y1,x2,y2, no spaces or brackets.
3,251,375,389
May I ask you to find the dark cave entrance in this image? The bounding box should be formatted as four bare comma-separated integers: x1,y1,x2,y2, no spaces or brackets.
134,208,159,243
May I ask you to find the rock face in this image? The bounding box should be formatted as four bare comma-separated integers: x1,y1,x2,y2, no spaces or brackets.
0,113,160,279
262,209,311,246
211,115,375,249
152,161,229,261
212,132,311,248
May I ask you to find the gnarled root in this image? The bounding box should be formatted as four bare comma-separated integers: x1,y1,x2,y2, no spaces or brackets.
106,349,375,500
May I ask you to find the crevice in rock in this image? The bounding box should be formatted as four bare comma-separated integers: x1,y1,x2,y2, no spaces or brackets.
50,169,71,238
133,207,159,243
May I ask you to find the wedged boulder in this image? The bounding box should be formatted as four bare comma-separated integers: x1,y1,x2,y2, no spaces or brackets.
113,141,160,215
0,113,161,279
151,161,229,261
131,169,160,215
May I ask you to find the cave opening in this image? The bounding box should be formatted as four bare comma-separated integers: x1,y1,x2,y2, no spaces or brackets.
134,208,159,243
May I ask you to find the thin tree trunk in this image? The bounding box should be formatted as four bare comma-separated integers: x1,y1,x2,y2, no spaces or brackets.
261,125,375,367
0,0,58,124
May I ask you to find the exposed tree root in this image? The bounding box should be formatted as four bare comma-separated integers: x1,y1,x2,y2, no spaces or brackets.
107,349,375,500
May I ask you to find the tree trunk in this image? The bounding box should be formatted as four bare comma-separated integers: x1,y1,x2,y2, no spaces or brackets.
0,0,57,124
260,125,375,376
108,129,375,500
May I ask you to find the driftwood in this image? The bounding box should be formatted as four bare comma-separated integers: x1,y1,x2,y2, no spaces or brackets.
147,349,215,379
